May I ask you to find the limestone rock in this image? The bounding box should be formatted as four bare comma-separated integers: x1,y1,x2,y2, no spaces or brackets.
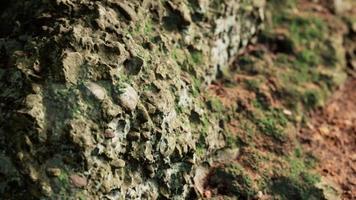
84,82,107,101
118,85,139,111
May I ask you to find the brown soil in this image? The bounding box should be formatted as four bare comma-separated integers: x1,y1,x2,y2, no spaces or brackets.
203,1,356,198
299,78,356,199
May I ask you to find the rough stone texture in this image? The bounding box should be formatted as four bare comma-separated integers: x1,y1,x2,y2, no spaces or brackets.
0,0,264,199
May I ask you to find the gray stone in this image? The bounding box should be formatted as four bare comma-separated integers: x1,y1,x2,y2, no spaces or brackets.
70,174,87,188
85,82,107,101
119,85,139,111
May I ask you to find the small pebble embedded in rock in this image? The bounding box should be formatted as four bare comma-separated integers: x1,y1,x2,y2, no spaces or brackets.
111,159,126,168
103,129,115,139
119,85,139,111
46,168,61,177
70,174,87,188
85,82,107,101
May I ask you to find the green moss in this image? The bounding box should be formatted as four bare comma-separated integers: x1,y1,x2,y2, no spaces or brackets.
207,97,224,112
242,149,265,171
257,117,285,141
302,172,321,186
296,49,321,67
268,0,296,9
235,56,259,75
78,194,87,200
144,19,154,35
225,134,237,147
195,133,207,158
320,40,339,67
302,89,324,110
269,176,324,200
58,170,70,189
252,93,271,110
286,149,321,183
275,53,292,66
289,157,306,179
234,119,256,146
304,153,318,169
264,148,323,199
272,12,327,49
190,50,203,65
195,146,205,157
143,83,159,92
191,77,202,97
200,115,211,134
255,109,288,141
244,79,260,92
131,17,154,37
265,6,338,116
275,85,302,111
209,163,256,198
171,46,185,62
294,147,302,158
216,0,348,199
290,16,326,46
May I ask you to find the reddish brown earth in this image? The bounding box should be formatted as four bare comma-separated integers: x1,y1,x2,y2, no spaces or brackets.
202,1,356,198
299,78,356,199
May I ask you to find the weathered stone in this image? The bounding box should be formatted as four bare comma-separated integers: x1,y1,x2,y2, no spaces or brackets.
110,159,125,168
101,99,123,118
315,177,342,200
194,166,209,196
70,174,87,188
40,182,52,196
69,119,94,148
85,82,107,101
118,85,139,111
62,51,83,84
95,4,121,31
113,2,138,21
29,166,39,182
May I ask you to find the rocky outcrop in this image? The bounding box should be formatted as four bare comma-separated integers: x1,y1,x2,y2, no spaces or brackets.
0,0,264,199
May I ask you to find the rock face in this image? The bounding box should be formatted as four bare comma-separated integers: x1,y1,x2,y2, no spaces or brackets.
0,0,264,199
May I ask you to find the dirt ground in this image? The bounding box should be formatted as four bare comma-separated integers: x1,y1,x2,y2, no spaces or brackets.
299,78,356,199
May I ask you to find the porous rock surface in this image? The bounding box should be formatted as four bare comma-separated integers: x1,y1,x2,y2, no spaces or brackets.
0,0,264,199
